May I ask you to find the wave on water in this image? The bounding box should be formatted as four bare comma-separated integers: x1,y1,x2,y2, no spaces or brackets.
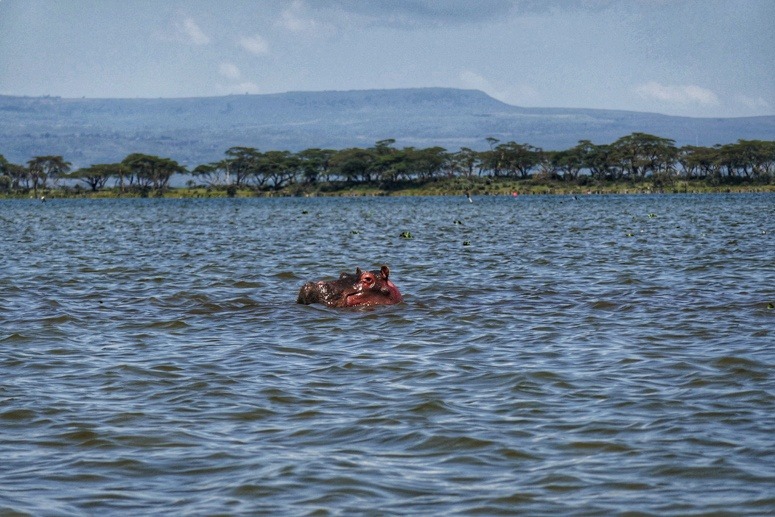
1,194,773,514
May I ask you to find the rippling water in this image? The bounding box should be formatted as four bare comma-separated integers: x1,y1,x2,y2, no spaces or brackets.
1,194,774,515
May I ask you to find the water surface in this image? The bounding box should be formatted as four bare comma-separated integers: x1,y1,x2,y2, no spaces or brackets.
1,194,773,515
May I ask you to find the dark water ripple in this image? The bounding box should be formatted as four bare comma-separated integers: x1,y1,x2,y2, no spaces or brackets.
1,194,774,515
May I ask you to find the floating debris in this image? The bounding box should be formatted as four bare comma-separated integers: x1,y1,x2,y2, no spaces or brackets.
399,231,413,239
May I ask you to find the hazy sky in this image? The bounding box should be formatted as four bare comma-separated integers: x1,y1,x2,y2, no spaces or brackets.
1,0,773,117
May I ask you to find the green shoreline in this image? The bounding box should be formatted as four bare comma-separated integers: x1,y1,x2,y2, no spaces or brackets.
4,177,774,200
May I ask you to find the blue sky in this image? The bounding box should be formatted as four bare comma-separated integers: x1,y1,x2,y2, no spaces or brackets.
1,0,773,117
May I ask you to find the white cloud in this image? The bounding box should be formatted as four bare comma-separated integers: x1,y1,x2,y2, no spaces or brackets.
634,81,719,106
737,94,771,112
459,69,540,106
239,34,270,56
459,70,492,92
279,1,317,32
219,63,241,80
216,63,261,96
277,0,335,36
176,16,210,45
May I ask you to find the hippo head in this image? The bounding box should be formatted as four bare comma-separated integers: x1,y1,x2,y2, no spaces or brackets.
297,266,403,308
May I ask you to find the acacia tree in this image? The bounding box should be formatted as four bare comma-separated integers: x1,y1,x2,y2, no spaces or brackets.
191,160,230,186
329,148,376,183
535,151,562,181
551,142,589,181
368,139,400,183
748,140,775,179
8,133,774,195
70,163,127,192
719,140,775,180
450,147,481,177
571,140,612,181
715,143,746,180
26,155,71,196
297,148,335,184
223,147,261,188
0,154,10,193
677,145,719,180
495,142,541,178
408,146,449,180
122,153,185,193
255,150,299,189
6,163,28,192
381,149,413,183
610,133,677,180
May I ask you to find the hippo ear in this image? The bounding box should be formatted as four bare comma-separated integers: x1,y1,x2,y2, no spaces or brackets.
380,265,390,280
355,267,362,277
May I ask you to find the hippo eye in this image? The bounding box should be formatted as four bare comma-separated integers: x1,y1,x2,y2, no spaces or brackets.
362,274,375,287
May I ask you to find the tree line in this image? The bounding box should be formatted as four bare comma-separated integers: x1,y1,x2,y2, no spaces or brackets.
2,133,774,196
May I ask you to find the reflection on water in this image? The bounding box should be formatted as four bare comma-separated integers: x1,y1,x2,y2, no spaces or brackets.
1,194,774,514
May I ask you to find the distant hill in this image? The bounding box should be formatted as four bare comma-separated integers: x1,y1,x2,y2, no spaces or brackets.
1,88,774,168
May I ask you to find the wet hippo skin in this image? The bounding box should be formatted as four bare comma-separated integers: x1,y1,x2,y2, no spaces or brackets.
297,266,403,308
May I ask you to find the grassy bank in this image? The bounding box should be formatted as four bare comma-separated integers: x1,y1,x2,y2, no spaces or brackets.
3,177,774,200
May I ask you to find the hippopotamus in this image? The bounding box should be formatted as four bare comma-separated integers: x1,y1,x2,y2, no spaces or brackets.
297,265,403,308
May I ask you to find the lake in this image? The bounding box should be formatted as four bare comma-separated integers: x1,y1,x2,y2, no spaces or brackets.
1,194,773,515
